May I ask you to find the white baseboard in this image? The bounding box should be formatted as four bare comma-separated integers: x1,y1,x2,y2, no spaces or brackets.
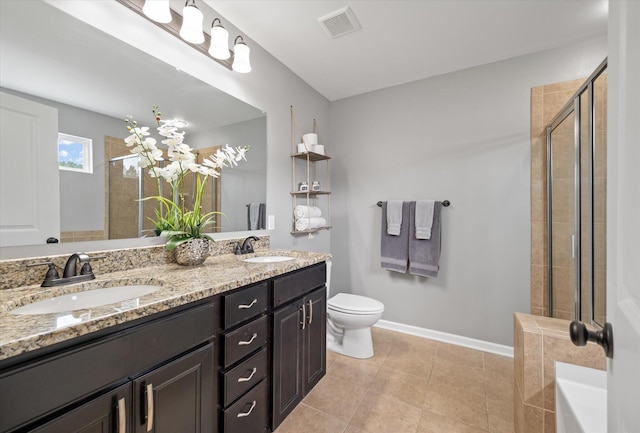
374,319,514,358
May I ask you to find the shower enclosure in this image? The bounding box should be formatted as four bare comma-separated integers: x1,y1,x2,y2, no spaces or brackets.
546,59,607,326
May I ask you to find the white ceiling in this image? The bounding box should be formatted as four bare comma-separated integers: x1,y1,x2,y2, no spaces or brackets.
208,0,608,101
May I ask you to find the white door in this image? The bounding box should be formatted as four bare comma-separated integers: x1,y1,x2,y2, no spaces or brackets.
607,1,640,431
0,91,60,247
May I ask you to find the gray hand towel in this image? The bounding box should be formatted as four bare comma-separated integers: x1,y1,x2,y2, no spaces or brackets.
381,201,409,273
409,201,442,277
248,203,260,230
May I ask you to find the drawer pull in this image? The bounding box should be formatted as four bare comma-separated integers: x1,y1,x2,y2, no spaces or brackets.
238,299,258,309
300,303,306,330
237,400,257,418
117,397,126,433
146,383,154,432
308,299,313,324
238,333,258,346
238,367,257,383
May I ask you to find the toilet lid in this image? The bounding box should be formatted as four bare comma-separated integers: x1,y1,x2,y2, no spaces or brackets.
328,293,385,314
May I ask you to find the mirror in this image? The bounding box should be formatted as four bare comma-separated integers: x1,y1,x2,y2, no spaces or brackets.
0,0,266,246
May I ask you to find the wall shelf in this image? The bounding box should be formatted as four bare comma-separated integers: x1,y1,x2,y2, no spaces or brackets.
290,107,331,236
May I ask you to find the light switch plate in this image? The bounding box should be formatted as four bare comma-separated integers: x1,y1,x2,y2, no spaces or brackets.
267,215,275,230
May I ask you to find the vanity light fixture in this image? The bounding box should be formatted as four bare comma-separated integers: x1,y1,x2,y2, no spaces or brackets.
232,36,252,73
208,18,230,60
115,0,251,73
142,0,171,23
179,0,204,44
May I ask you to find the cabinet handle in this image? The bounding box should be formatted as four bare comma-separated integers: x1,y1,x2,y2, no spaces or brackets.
308,299,313,325
300,303,306,330
117,397,126,433
146,383,154,432
236,400,257,418
237,367,257,383
238,333,258,346
238,299,258,309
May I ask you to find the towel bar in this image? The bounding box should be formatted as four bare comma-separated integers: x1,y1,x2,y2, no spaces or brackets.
376,200,450,207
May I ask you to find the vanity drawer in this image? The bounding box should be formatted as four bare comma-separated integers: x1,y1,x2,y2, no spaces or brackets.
224,282,268,328
222,348,267,407
223,315,267,368
272,262,326,307
223,380,268,433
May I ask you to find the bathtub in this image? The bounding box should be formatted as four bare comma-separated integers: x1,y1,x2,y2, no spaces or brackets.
555,361,607,433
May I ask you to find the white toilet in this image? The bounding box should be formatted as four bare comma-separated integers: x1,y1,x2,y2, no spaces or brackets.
325,260,385,359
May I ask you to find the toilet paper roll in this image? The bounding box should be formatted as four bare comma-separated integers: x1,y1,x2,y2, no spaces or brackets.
303,133,318,145
312,144,324,155
297,143,309,153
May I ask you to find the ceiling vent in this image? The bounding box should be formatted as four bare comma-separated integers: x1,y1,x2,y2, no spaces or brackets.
318,6,361,39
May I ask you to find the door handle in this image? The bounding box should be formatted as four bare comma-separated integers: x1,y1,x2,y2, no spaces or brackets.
145,383,154,432
238,299,257,309
300,303,306,330
570,320,614,358
238,367,257,383
237,401,256,418
238,333,258,346
117,397,126,433
307,299,313,325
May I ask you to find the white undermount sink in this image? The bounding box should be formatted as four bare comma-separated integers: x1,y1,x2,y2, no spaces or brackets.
242,256,295,263
11,285,161,315
555,361,607,433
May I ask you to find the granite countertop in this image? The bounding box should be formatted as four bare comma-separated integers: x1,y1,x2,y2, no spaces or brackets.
0,249,331,361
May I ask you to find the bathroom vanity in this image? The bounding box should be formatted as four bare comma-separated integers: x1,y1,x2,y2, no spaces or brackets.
0,250,329,433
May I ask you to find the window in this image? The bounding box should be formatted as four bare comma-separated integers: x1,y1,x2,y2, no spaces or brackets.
58,133,93,173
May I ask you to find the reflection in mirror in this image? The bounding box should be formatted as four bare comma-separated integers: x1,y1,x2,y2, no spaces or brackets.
0,0,266,247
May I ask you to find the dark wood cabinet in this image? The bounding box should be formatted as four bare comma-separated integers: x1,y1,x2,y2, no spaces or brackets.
0,302,215,433
26,344,214,433
219,282,270,433
133,344,214,433
271,276,326,430
31,383,131,433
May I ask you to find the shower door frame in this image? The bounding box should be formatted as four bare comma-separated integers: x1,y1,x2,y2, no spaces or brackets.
546,58,607,324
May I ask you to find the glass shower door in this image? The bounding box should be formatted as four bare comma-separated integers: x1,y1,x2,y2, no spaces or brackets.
549,110,578,320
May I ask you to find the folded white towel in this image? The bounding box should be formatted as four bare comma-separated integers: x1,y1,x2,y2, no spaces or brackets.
386,200,403,236
295,217,326,231
415,200,435,239
294,205,322,219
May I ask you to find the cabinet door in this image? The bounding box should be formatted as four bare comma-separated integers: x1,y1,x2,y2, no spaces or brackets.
31,383,131,433
271,301,304,429
133,344,214,433
303,287,326,394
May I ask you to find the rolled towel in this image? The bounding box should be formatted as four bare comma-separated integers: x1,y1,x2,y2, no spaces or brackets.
294,205,322,219
295,217,326,231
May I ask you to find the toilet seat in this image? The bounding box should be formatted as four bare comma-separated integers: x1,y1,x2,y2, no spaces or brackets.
328,293,385,315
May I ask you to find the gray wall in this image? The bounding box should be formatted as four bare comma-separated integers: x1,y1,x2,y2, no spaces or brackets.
329,36,607,346
191,117,267,232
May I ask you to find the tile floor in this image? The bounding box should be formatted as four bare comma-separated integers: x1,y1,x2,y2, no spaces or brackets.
275,327,514,433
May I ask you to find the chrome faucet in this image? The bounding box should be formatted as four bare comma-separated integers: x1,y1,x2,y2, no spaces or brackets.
235,236,260,255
